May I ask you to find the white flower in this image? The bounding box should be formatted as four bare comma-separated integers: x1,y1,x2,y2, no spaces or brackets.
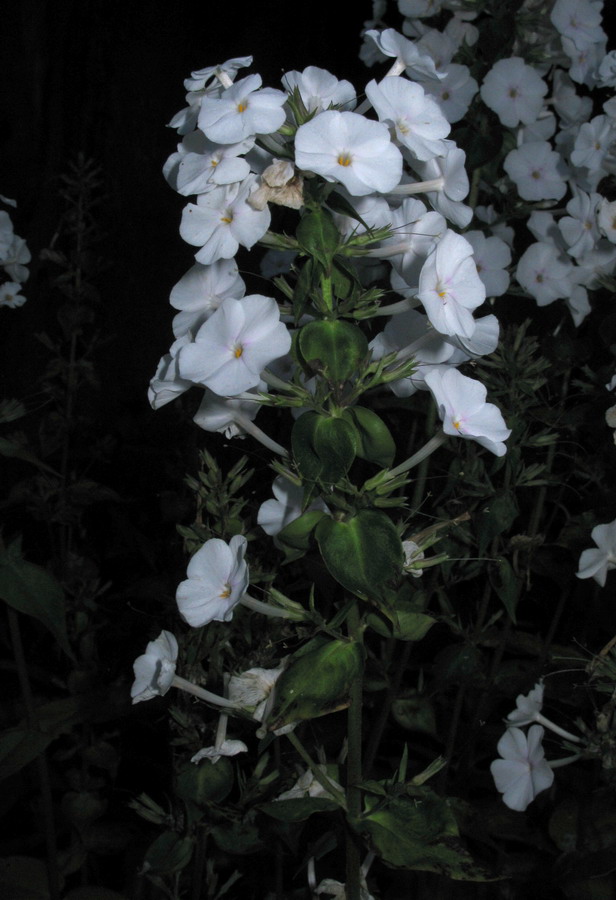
131,631,179,704
516,243,574,306
193,388,261,440
409,142,472,228
365,76,449,162
180,176,271,266
598,198,616,244
1,234,31,283
0,282,27,309
191,740,248,765
178,295,291,397
198,73,287,144
257,475,328,536
294,110,402,197
164,132,253,197
506,682,544,726
558,189,601,258
148,334,193,410
464,231,511,297
276,766,342,802
176,535,249,627
281,66,356,113
402,539,425,577
480,57,547,128
364,28,441,81
169,260,246,338
551,0,605,53
490,725,554,811
418,230,486,340
503,142,567,202
576,519,616,587
570,115,615,173
423,64,478,124
424,367,511,456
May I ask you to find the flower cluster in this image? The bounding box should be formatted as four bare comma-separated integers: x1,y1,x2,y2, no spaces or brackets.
0,196,30,309
362,0,615,328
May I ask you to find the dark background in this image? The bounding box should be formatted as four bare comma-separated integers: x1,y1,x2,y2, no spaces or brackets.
1,0,373,408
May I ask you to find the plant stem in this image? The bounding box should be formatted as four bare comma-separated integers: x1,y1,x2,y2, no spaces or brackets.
345,601,364,900
285,731,347,807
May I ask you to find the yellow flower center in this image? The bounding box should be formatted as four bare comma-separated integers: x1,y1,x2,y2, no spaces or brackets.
221,212,234,224
220,584,232,599
237,101,248,113
337,152,352,167
234,344,244,358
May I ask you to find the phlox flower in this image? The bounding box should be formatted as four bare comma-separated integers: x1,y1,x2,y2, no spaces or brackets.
365,76,449,162
198,73,287,144
257,475,328,536
577,519,616,587
445,314,500,366
424,367,511,456
131,631,178,704
180,175,270,265
1,234,31,283
176,535,249,627
193,388,261,440
516,243,574,306
148,334,193,409
558,189,601,259
418,230,485,340
463,231,511,297
490,725,554,811
169,260,246,338
374,197,445,286
276,766,343,802
281,66,356,113
294,110,402,196
407,143,472,228
506,682,544,726
0,282,27,309
598,51,616,89
183,57,253,93
551,0,605,53
423,64,478,124
178,295,291,397
503,142,567,202
364,28,441,81
480,57,547,128
163,131,253,197
598,198,616,244
570,115,615,173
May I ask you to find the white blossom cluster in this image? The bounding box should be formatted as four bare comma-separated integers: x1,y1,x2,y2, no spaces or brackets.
150,48,510,464
0,196,30,309
363,0,616,327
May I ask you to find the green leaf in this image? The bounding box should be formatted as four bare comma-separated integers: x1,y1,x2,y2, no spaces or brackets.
359,791,497,880
260,797,340,823
268,639,363,730
176,757,234,809
489,558,520,623
342,407,395,467
293,257,317,322
143,831,194,875
476,490,519,555
367,600,436,642
276,508,327,562
315,509,402,600
292,411,358,485
296,209,340,268
391,692,437,736
0,543,73,659
298,319,368,383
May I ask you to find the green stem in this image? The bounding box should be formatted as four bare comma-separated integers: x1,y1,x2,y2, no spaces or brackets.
345,601,364,900
8,608,61,900
388,431,448,479
285,731,347,808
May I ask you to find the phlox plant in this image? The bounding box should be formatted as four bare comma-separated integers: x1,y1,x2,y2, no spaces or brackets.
135,2,616,898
